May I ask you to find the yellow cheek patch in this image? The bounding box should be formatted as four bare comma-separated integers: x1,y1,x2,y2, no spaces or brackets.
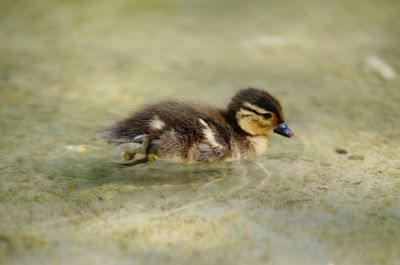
256,116,271,126
237,108,272,126
236,113,273,136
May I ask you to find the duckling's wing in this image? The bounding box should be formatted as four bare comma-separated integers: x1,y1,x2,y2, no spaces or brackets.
195,143,218,160
102,102,231,161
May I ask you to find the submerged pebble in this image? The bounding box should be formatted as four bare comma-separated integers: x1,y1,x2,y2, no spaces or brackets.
335,148,348,155
363,55,397,80
65,145,87,153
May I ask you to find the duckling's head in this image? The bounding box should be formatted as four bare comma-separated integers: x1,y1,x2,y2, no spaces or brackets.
228,88,294,138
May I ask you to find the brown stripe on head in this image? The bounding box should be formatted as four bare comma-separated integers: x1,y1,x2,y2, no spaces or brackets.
228,88,285,123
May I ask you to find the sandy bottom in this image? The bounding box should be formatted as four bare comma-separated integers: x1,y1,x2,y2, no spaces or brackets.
0,0,399,264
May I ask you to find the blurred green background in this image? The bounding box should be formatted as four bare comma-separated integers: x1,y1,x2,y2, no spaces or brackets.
0,0,399,264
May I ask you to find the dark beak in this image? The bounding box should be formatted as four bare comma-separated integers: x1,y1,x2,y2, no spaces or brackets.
273,122,294,139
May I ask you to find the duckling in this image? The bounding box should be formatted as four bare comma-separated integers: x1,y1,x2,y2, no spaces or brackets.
102,87,294,167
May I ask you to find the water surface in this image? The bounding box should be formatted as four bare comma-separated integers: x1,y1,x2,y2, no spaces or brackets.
0,0,400,264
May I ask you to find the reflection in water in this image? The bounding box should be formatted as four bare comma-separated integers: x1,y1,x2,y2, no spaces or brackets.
268,136,305,160
80,138,304,232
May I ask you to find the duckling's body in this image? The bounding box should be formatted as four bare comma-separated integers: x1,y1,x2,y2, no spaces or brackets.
103,88,293,167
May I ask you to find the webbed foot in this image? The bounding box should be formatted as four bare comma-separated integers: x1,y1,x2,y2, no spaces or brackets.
114,155,155,168
122,150,136,160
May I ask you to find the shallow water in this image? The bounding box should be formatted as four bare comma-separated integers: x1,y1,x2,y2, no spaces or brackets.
1,0,400,264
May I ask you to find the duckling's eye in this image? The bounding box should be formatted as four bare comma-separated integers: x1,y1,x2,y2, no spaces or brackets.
262,113,272,119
